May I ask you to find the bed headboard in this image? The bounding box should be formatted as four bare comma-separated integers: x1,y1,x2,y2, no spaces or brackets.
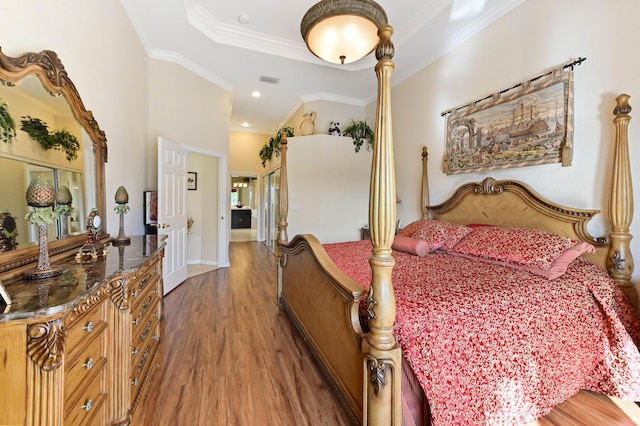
422,94,635,307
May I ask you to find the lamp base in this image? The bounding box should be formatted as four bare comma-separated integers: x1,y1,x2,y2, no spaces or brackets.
24,266,63,280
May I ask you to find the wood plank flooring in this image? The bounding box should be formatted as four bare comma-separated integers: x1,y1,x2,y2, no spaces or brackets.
139,241,355,425
140,241,640,425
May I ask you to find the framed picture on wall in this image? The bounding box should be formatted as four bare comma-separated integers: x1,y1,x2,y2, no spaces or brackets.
187,172,198,190
144,191,158,225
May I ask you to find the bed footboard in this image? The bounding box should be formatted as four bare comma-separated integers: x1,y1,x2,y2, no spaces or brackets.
278,234,366,422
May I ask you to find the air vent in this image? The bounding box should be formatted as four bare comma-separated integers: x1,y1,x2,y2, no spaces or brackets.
259,75,280,84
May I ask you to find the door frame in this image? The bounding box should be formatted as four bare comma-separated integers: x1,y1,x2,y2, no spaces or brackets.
183,144,229,268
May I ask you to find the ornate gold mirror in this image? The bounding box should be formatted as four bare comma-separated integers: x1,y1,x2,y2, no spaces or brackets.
0,48,107,279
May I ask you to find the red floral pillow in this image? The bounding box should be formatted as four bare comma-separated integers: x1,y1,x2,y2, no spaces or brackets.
396,220,472,251
451,225,596,279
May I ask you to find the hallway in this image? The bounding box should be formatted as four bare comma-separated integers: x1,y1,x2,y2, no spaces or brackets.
140,242,355,425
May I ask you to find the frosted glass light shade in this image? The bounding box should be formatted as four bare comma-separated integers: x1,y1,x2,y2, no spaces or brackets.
301,0,387,64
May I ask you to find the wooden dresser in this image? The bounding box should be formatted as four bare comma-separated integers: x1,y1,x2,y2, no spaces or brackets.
0,235,165,426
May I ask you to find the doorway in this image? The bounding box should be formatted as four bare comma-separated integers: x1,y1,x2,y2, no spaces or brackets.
230,175,258,242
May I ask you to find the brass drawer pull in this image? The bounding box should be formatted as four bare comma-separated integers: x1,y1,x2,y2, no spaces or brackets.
140,274,152,290
81,399,93,412
140,295,152,315
83,358,94,370
132,290,139,298
139,321,152,343
133,317,140,326
152,334,159,342
138,346,151,373
132,347,139,356
131,378,138,386
154,311,160,319
83,321,94,333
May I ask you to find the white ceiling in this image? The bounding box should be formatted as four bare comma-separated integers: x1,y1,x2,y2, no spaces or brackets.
121,0,526,134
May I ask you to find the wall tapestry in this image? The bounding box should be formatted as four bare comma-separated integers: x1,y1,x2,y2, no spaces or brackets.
441,58,585,175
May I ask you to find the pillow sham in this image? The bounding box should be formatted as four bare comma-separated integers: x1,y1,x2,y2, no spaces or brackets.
396,220,472,251
451,225,595,279
391,236,431,257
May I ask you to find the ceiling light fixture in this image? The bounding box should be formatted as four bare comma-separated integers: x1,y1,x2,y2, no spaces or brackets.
301,0,387,64
251,91,260,98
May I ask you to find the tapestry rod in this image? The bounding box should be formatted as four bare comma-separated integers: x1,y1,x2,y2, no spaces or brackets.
440,57,587,117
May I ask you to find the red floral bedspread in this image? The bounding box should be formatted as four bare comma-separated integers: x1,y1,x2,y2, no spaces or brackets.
323,240,640,425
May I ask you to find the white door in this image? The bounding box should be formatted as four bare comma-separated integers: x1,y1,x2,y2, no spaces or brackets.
158,136,188,294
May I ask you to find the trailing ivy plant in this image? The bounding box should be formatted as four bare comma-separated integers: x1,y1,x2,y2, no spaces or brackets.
0,98,16,144
20,116,80,161
259,125,295,167
342,119,374,153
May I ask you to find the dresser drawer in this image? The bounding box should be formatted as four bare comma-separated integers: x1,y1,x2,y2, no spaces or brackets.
64,331,107,403
131,292,157,328
64,364,107,426
131,321,161,408
66,302,108,357
132,298,161,344
130,268,159,302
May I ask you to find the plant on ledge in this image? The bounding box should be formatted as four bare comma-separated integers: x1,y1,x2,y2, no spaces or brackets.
259,125,294,167
20,116,80,161
343,119,374,153
0,98,16,144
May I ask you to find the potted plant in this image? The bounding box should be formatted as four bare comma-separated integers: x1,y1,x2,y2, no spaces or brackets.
259,125,294,167
0,98,16,144
342,119,374,152
20,116,80,161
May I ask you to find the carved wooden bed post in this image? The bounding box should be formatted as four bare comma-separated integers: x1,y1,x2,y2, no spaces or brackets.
421,146,430,220
362,24,403,426
276,135,289,298
277,134,289,251
607,94,636,306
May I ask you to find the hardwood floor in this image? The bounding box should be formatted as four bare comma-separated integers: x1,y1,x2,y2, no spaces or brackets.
140,241,355,425
140,241,640,425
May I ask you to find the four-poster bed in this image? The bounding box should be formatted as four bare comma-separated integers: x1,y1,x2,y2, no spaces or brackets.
276,92,638,424
278,3,638,425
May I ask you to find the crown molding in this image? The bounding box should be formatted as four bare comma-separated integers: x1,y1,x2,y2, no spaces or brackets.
300,92,367,107
185,2,374,72
149,49,234,92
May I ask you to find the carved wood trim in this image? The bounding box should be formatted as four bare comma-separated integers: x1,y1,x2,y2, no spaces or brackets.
428,177,606,246
63,282,110,325
110,277,130,310
0,48,107,162
27,319,65,371
365,355,388,395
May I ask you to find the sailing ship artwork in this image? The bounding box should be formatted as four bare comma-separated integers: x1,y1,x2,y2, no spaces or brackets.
443,68,574,175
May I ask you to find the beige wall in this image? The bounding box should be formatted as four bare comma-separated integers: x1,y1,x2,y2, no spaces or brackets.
390,0,640,280
287,135,371,243
148,58,230,180
229,131,269,173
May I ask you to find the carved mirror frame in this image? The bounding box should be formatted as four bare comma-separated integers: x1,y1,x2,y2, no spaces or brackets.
0,48,107,279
